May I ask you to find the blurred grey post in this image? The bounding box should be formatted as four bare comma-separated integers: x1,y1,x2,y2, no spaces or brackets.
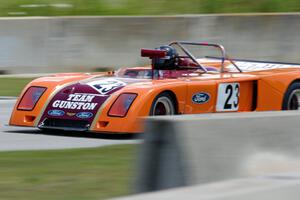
135,118,187,192
136,111,300,193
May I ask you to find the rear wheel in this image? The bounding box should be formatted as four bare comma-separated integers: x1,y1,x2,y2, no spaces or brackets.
282,82,300,110
150,92,176,115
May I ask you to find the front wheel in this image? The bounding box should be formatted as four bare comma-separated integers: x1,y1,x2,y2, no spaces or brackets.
150,92,176,115
282,82,300,110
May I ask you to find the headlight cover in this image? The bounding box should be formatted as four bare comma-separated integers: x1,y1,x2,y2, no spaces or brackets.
108,93,137,117
17,86,46,111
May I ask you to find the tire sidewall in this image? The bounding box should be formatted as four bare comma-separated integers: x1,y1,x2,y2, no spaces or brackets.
282,82,300,110
150,92,176,116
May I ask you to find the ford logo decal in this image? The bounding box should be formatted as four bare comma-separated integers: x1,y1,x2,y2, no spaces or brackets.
76,112,93,119
192,92,210,104
48,109,65,117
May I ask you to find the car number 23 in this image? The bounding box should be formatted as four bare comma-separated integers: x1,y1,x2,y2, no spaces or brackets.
216,83,240,111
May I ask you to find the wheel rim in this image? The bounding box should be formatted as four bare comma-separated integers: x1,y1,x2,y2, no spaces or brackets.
153,97,174,115
287,89,300,110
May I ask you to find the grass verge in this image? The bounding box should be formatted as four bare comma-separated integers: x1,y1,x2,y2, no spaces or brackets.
1,0,300,17
0,144,137,200
0,77,34,97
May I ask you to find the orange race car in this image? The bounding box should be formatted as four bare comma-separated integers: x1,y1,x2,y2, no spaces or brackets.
9,41,300,134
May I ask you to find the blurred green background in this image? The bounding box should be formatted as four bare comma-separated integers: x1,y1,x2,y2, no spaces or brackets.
2,0,300,17
0,144,136,200
0,77,34,96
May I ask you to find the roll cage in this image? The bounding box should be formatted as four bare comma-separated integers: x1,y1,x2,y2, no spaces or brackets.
168,41,242,73
141,41,243,75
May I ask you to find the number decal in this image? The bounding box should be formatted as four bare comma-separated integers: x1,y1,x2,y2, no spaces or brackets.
87,79,126,95
233,84,239,108
216,83,240,111
224,84,233,109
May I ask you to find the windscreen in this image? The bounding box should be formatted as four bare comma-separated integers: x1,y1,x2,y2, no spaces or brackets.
115,67,204,79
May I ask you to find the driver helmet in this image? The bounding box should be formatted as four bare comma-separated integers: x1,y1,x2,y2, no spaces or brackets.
153,45,178,69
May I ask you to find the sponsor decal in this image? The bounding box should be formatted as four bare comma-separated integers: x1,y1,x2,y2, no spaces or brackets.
48,109,65,117
87,79,126,95
52,94,98,110
76,112,93,119
66,112,76,117
192,92,210,104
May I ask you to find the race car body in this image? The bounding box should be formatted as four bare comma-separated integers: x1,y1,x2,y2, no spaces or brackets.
9,41,300,133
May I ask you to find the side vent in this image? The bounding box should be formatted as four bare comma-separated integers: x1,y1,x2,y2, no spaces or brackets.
252,81,258,111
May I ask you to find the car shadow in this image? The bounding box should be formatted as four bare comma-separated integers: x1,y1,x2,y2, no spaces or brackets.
4,129,142,140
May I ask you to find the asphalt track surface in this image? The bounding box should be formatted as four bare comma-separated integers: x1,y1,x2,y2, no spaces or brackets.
0,99,139,151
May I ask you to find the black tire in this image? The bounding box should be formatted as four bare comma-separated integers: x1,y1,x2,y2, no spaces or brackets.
38,128,52,134
150,92,176,116
282,82,300,110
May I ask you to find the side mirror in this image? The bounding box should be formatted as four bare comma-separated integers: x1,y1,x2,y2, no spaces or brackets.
141,49,166,58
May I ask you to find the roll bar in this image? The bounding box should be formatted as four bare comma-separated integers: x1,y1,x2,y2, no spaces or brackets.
169,41,242,73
